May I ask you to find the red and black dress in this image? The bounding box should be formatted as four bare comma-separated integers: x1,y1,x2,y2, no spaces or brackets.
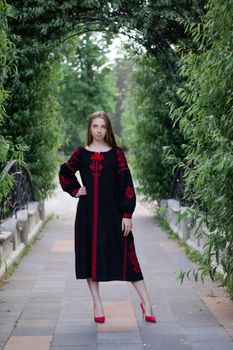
59,145,144,282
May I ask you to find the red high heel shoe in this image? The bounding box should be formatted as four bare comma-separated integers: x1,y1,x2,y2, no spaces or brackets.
140,302,156,323
93,305,105,323
94,315,105,323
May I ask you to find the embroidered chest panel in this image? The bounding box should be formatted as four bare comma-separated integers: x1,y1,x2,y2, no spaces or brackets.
89,152,104,176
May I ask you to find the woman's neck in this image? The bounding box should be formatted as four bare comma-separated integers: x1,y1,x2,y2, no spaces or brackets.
87,140,111,151
91,140,107,147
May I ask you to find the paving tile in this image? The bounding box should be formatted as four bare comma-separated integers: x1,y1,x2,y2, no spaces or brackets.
51,332,96,346
3,336,52,350
0,324,15,334
0,332,12,344
138,319,181,334
201,296,233,338
0,290,31,297
97,331,141,344
58,309,89,319
0,342,6,350
183,326,233,343
0,316,18,325
97,345,144,350
33,280,66,287
29,292,64,299
54,319,95,334
191,342,233,350
15,318,57,327
96,301,138,332
22,302,60,310
36,273,69,281
51,240,74,252
51,347,96,350
20,309,59,319
2,281,35,289
11,327,54,336
28,295,62,302
159,240,182,253
138,330,192,350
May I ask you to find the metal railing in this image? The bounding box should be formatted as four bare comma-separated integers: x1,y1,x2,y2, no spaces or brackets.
0,160,35,223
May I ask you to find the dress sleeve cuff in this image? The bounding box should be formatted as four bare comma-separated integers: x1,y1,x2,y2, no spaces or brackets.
71,188,80,197
122,213,132,219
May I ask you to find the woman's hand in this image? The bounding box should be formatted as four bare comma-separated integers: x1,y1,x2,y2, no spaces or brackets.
122,218,132,237
75,186,87,197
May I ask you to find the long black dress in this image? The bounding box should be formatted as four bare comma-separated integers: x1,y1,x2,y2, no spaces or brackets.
59,145,144,282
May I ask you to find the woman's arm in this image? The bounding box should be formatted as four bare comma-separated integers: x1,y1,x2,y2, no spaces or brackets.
59,147,82,197
116,147,136,219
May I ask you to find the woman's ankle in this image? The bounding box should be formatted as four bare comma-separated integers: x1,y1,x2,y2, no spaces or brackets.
93,302,104,316
141,300,153,314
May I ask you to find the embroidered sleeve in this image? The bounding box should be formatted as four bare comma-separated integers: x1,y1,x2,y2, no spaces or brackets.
116,147,136,219
59,147,82,197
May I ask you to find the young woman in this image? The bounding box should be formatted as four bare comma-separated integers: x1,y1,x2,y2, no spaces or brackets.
59,111,156,323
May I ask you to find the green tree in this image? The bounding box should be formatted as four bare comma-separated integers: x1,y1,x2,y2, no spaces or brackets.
122,53,185,200
0,0,25,204
59,33,117,154
119,0,205,200
2,0,205,200
2,2,66,200
170,0,233,294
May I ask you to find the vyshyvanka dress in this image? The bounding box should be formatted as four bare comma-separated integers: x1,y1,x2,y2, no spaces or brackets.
59,145,144,282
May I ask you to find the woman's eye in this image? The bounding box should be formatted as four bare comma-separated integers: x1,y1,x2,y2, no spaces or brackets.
92,124,106,129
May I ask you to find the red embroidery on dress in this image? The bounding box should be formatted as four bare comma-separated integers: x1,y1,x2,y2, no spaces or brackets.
67,148,80,171
66,162,76,173
116,149,128,170
71,188,79,197
89,163,103,172
124,186,135,199
91,152,104,162
129,242,141,273
117,167,129,173
59,174,73,187
123,213,132,219
89,152,104,176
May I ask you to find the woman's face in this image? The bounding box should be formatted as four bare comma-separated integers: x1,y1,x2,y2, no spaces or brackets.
90,117,107,142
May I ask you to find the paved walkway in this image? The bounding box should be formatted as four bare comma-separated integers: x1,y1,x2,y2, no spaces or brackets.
0,187,232,350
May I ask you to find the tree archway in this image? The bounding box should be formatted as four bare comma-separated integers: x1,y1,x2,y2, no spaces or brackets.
3,0,205,199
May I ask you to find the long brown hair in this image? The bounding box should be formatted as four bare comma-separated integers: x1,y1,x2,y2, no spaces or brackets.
86,111,117,147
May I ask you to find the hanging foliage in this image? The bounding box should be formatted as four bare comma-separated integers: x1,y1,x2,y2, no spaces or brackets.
170,0,233,294
0,0,26,202
121,52,185,200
